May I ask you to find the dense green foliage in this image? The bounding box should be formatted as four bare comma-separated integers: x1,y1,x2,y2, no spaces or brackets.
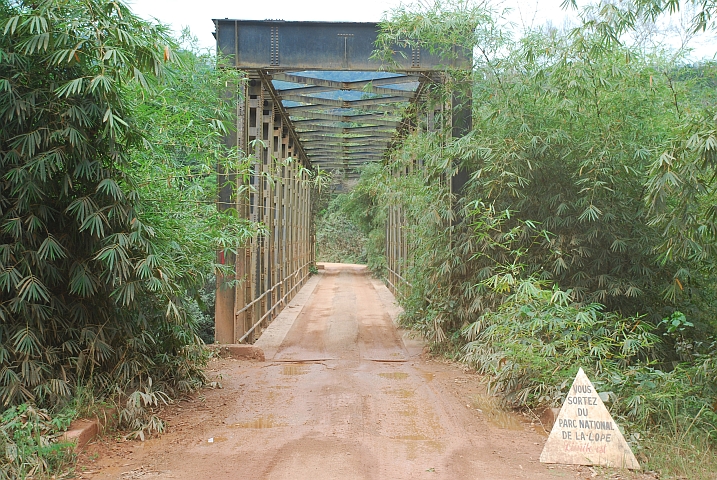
315,194,368,264
372,1,717,334
462,279,660,408
1,0,173,408
125,30,252,346
368,0,717,349
462,277,717,441
343,163,389,274
0,0,249,435
0,404,75,478
342,0,717,473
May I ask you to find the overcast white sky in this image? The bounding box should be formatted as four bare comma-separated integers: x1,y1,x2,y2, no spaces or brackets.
127,0,577,50
128,0,713,59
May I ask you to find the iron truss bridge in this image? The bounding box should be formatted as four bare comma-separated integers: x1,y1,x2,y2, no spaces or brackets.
213,20,470,343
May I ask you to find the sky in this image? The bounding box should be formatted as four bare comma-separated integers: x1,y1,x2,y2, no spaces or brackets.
127,0,577,51
127,0,714,59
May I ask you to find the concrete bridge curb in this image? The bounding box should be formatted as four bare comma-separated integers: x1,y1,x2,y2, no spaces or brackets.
252,272,322,360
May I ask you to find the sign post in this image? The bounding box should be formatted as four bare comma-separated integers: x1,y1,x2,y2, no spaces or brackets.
540,368,640,470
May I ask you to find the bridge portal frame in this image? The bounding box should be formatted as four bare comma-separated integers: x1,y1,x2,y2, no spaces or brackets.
214,19,471,343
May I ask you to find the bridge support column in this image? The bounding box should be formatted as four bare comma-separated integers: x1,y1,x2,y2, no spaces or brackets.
215,77,246,345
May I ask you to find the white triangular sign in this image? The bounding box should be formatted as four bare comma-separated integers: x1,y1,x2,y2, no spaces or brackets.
540,368,640,470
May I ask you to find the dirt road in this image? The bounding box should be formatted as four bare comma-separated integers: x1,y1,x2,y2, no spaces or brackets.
79,263,590,480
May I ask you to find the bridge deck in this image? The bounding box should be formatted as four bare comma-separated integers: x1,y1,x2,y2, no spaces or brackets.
81,264,577,479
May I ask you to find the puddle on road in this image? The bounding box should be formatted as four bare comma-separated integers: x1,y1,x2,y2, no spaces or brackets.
379,372,409,380
400,408,417,417
420,372,435,383
384,388,414,398
282,365,309,376
391,434,429,441
392,436,445,460
232,415,286,429
472,395,524,430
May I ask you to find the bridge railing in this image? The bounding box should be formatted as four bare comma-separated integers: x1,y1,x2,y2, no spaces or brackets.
215,73,315,344
235,260,312,343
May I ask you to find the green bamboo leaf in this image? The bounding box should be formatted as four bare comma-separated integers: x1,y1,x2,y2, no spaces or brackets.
79,212,107,237
16,275,51,303
69,263,98,297
3,15,19,35
55,77,85,97
96,178,124,200
12,327,41,356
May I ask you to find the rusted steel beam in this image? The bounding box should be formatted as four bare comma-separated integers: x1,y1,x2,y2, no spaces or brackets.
282,95,409,114
306,144,386,151
215,77,243,344
282,94,409,108
309,159,381,165
215,19,472,343
295,125,395,135
284,104,403,115
312,164,382,168
290,116,399,128
304,151,388,158
291,111,401,123
297,134,393,141
214,20,461,71
311,150,385,155
273,73,422,89
301,140,390,147
278,84,415,97
257,71,311,168
313,160,378,164
311,158,384,162
216,71,316,344
311,155,384,161
302,148,389,155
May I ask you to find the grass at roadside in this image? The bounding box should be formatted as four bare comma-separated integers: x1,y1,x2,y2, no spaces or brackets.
641,434,717,480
